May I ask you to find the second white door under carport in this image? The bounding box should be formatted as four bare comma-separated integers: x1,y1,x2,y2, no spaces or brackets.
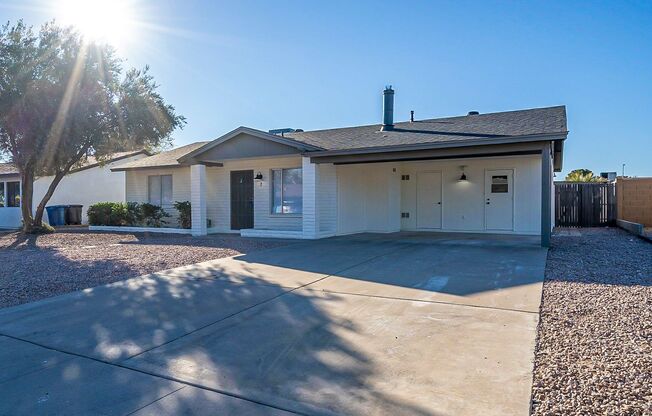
416,171,442,229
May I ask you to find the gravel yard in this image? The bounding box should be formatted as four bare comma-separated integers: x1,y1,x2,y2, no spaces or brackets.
532,228,652,415
0,229,289,309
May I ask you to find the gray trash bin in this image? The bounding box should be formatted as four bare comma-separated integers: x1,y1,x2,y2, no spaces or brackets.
65,205,83,225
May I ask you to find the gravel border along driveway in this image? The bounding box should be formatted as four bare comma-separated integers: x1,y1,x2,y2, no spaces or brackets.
531,228,652,415
0,229,289,309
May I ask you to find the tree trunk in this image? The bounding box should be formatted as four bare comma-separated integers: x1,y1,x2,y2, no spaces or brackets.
20,168,35,232
33,171,67,226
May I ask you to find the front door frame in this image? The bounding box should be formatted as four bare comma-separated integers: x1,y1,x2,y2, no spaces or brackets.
484,168,515,231
230,169,254,230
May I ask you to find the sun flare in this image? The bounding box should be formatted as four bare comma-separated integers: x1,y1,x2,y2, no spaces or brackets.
56,0,136,48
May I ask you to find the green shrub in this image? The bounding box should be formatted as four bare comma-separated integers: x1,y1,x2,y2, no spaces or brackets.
174,201,191,229
87,202,128,226
141,203,170,227
88,202,116,225
125,202,144,226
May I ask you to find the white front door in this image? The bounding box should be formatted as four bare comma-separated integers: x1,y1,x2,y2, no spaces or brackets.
485,169,514,231
416,171,442,229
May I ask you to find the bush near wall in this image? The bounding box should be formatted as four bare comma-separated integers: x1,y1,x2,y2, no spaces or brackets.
174,201,191,229
88,202,171,227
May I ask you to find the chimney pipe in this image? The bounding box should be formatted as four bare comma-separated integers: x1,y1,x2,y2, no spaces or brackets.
410,110,414,122
381,86,394,131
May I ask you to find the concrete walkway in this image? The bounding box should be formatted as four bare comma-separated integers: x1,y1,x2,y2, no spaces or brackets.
0,232,547,415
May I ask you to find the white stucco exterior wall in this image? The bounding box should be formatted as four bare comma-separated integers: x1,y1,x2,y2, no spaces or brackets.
34,153,147,224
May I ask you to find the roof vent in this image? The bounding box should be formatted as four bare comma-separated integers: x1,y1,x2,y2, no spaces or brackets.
468,111,480,116
268,128,298,136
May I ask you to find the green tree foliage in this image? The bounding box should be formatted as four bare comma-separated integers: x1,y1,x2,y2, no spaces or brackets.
565,169,606,183
0,20,185,232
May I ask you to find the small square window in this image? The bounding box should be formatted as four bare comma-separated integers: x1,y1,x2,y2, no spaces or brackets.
491,175,509,193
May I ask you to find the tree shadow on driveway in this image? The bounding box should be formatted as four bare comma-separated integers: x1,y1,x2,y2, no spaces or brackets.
0,249,436,415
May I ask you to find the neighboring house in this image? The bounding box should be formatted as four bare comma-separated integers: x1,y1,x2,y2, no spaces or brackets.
0,164,23,229
114,88,567,246
0,150,149,229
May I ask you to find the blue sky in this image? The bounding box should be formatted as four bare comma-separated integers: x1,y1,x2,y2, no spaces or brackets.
3,0,652,177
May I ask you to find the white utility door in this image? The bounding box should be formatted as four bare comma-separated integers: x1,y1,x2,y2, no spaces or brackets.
416,171,442,229
485,169,514,231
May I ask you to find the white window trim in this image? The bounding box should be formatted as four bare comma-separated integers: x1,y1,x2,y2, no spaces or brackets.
0,179,21,208
147,174,173,207
270,167,303,215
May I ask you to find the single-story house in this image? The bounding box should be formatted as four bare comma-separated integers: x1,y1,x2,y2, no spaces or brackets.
0,150,149,229
113,88,567,246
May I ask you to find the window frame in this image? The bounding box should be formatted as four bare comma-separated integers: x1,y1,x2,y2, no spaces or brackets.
0,179,20,208
147,174,173,207
270,167,303,216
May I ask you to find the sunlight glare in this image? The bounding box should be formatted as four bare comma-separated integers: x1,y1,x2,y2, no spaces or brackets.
57,0,136,48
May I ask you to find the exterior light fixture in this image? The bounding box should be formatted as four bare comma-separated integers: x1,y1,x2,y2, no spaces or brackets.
254,172,263,180
458,165,468,182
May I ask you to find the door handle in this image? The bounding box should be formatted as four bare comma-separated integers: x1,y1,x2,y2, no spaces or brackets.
436,202,441,205
486,202,490,205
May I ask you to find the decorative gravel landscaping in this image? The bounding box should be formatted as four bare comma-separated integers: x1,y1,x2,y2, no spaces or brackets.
532,228,652,414
0,229,290,309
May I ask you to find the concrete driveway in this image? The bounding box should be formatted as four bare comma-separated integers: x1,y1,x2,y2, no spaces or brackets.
0,232,546,415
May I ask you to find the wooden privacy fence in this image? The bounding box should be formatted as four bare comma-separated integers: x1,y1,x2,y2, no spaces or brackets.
555,182,617,227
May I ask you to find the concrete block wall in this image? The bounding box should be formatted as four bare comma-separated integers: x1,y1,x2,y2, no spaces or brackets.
616,177,652,226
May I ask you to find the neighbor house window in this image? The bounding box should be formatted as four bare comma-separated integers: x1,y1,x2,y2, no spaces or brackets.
6,181,20,207
148,175,173,207
271,168,302,214
0,183,4,207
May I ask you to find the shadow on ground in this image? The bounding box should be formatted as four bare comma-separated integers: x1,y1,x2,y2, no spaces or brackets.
0,243,435,415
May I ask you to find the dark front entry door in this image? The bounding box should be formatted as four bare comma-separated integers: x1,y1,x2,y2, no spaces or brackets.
230,170,254,230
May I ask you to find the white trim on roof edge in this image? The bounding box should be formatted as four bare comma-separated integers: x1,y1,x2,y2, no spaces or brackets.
178,126,324,164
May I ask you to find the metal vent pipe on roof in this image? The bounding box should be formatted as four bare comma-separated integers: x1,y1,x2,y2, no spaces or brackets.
381,86,394,131
468,111,480,116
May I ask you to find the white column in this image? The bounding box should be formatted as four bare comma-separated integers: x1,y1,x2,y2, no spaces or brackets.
302,156,319,239
191,164,207,236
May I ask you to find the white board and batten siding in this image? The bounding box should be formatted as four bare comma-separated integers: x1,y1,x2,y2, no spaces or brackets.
206,156,304,233
125,166,191,226
336,163,402,235
336,155,543,236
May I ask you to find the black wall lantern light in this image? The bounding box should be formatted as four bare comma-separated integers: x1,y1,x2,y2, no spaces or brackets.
458,165,468,182
254,171,263,180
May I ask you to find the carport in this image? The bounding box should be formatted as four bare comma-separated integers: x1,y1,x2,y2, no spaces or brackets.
309,138,560,247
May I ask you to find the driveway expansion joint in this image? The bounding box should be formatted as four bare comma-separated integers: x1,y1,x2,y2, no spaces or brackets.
0,332,307,416
302,287,541,315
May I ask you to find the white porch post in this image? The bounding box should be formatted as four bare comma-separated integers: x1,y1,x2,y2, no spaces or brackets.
191,164,207,236
302,156,319,239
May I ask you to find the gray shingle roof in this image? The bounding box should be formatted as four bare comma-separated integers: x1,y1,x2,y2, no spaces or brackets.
284,106,567,151
113,142,210,170
111,106,567,170
0,162,19,176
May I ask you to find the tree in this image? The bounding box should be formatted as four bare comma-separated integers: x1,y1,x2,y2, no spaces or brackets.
0,20,185,232
565,169,606,183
